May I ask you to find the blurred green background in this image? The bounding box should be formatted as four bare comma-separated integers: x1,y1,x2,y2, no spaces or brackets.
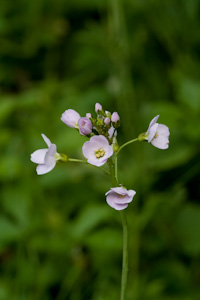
0,0,200,299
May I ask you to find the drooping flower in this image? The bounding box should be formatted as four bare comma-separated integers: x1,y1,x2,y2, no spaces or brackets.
106,187,136,210
61,109,80,128
30,134,61,175
146,115,170,149
78,117,92,136
82,135,113,166
95,103,102,113
111,112,120,123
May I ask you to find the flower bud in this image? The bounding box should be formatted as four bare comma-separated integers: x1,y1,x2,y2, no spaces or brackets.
95,103,103,113
78,117,92,136
86,113,92,119
111,112,120,123
104,117,110,125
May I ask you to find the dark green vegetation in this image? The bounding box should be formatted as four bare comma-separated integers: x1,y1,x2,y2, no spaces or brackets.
0,0,200,299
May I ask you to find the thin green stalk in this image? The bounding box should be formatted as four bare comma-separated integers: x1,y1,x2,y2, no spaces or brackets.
120,210,128,300
68,158,110,175
108,157,128,300
117,138,138,156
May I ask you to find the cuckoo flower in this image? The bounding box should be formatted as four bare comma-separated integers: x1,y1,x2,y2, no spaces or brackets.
146,115,170,149
30,134,61,175
82,135,113,166
106,187,136,210
78,117,92,136
61,109,80,128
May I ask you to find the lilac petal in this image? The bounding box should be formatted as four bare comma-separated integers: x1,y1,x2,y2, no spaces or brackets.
44,144,57,166
127,189,136,198
87,157,106,167
106,195,128,210
106,145,113,158
30,149,48,164
156,124,170,136
90,135,109,148
148,123,158,143
41,134,51,147
107,192,132,204
151,135,169,149
82,141,96,159
36,162,56,175
147,115,160,130
61,109,81,128
109,187,127,195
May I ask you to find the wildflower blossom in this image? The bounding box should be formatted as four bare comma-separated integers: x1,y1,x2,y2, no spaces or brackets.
78,117,92,136
61,109,80,128
146,115,170,149
31,134,61,175
106,187,136,210
82,135,113,166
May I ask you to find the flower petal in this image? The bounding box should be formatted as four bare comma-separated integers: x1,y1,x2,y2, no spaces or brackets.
36,162,56,175
30,149,48,164
157,124,170,136
148,123,158,143
151,135,169,149
41,134,51,147
147,115,160,132
44,144,57,167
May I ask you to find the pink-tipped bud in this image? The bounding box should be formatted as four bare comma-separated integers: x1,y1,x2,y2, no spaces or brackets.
86,113,92,119
111,112,120,123
104,117,110,125
95,103,102,113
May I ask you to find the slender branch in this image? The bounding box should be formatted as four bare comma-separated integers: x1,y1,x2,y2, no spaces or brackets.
120,210,128,300
68,158,110,175
117,138,138,156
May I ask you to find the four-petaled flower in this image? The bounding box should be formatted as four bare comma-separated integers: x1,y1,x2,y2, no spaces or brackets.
146,115,170,149
82,135,113,166
30,134,61,175
106,187,136,210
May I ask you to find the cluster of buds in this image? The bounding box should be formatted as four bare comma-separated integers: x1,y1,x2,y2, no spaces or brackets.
31,103,170,210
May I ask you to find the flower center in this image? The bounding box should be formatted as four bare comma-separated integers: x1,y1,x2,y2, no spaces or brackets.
154,132,159,138
95,148,105,159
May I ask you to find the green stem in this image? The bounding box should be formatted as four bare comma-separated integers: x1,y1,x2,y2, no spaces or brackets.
117,138,138,156
120,210,128,300
68,158,110,175
108,157,128,300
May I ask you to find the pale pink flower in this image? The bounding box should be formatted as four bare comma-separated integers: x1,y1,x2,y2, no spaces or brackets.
106,187,136,210
82,135,113,166
78,117,92,136
147,115,170,149
61,109,80,128
31,134,61,175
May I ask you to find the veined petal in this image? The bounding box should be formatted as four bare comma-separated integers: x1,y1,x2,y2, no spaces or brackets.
41,134,51,147
157,124,170,136
147,115,159,132
151,135,169,149
30,149,48,164
36,162,56,175
44,144,57,167
148,123,158,143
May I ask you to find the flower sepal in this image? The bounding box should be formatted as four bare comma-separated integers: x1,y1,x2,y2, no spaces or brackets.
138,132,148,142
58,153,68,163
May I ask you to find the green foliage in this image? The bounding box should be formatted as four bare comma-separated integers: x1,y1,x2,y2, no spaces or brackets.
0,0,200,299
